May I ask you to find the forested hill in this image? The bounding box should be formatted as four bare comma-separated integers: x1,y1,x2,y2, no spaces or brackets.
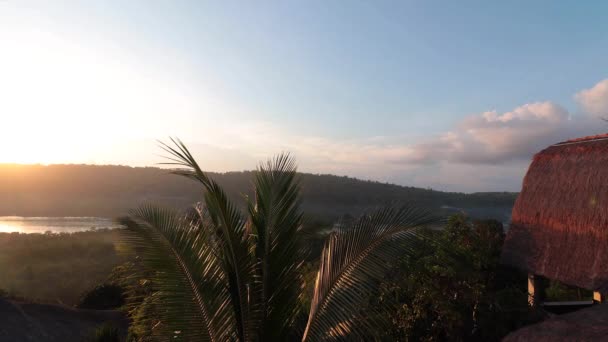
0,164,517,221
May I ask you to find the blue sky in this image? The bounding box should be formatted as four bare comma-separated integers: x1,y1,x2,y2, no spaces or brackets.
1,1,608,191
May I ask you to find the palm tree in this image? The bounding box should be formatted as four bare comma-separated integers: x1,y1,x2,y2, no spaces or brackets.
121,138,439,341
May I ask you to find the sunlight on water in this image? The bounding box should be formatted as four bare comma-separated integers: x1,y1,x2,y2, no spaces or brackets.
0,216,120,233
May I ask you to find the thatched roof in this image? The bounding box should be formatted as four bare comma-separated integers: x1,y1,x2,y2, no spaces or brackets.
503,304,608,341
501,133,608,291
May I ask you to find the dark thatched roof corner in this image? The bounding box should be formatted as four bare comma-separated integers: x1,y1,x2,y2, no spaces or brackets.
503,304,608,341
0,297,128,341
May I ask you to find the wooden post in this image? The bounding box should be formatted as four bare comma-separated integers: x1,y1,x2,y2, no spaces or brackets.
594,291,604,303
528,273,541,307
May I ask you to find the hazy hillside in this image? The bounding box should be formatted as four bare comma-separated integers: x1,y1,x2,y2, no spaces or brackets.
0,164,517,221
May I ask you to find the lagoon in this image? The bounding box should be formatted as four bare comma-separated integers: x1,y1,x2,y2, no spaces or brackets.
0,216,119,234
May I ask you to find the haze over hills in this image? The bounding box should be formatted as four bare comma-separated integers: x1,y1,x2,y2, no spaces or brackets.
0,164,517,222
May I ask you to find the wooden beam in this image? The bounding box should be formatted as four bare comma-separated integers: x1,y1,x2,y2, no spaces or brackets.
528,273,541,307
594,291,604,303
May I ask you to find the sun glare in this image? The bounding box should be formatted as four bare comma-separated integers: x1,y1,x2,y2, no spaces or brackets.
0,24,199,165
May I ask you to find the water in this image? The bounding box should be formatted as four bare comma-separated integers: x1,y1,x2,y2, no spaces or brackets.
0,216,120,234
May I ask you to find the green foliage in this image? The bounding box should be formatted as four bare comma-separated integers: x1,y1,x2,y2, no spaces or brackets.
303,207,437,341
121,139,440,341
544,279,592,301
377,214,530,341
126,294,172,341
90,323,120,342
0,229,128,305
96,259,165,341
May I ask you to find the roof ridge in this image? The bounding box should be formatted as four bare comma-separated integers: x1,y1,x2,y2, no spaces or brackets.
553,133,608,146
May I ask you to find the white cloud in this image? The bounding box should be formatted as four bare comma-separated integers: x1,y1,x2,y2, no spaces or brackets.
575,79,608,116
394,101,604,165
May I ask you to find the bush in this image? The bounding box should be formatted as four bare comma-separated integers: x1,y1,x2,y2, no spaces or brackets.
377,214,531,341
78,284,125,310
0,230,128,305
90,323,120,342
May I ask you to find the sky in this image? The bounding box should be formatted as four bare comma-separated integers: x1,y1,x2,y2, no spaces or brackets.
1,1,608,192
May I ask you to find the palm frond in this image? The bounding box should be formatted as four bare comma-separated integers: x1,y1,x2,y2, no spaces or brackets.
159,138,258,341
120,204,237,341
247,153,306,340
302,206,440,341
124,138,445,342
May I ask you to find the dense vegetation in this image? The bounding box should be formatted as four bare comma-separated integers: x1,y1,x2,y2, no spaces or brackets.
0,216,552,341
0,229,128,305
376,215,533,341
0,147,539,341
0,218,580,341
105,140,535,341
0,164,516,221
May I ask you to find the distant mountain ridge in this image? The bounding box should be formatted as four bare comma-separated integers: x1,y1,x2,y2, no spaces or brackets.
0,164,517,221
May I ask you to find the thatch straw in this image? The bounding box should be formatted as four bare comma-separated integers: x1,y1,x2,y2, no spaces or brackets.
501,133,608,291
503,303,608,341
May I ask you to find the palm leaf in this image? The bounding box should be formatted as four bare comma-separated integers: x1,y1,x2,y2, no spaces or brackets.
159,138,259,341
247,153,306,341
302,206,440,341
120,204,236,341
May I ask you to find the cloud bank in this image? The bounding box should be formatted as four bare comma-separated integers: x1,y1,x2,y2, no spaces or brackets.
400,101,601,165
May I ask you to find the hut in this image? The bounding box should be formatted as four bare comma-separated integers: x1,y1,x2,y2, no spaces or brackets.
501,133,608,340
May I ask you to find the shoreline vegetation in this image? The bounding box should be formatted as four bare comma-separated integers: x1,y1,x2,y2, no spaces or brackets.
0,216,119,234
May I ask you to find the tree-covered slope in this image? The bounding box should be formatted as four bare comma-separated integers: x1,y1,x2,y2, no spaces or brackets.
0,164,517,220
